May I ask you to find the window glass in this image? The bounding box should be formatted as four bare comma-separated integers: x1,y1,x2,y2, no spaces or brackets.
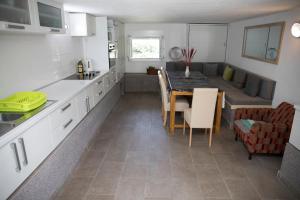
130,38,161,59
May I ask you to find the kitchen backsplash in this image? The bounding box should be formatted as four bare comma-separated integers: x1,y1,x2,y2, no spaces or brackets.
0,13,84,99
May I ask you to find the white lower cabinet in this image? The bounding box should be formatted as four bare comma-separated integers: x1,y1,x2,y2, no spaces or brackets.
93,76,105,106
0,117,52,200
76,89,89,121
50,99,78,147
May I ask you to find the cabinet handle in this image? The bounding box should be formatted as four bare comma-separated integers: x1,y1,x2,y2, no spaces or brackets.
10,143,21,172
63,119,73,129
50,29,60,33
61,103,71,112
18,138,28,166
7,24,25,30
99,91,103,96
85,96,90,112
96,81,103,85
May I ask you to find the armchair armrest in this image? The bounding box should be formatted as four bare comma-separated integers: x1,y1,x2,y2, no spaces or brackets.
249,122,289,142
234,107,273,121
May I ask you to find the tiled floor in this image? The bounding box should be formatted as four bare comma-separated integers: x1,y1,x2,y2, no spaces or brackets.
54,93,297,200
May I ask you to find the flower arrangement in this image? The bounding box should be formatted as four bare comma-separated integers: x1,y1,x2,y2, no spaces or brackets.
181,48,197,67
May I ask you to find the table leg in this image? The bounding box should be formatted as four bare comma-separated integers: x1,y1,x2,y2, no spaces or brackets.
169,91,176,134
214,92,223,134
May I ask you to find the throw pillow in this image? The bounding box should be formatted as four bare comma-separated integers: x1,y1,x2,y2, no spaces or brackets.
222,65,233,81
232,69,246,89
203,64,218,76
244,74,261,97
258,79,276,100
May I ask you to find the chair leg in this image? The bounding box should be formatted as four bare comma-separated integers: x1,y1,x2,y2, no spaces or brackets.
189,128,193,147
183,120,186,135
248,153,252,160
235,134,238,141
209,128,213,147
163,111,167,127
205,128,208,134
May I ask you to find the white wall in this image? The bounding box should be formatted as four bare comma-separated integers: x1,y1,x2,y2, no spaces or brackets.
226,7,300,106
189,24,228,62
0,13,83,98
124,23,187,73
83,17,109,73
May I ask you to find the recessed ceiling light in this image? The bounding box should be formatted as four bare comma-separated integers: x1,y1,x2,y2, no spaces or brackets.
291,22,300,38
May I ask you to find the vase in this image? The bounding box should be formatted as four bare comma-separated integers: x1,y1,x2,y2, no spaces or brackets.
185,66,190,78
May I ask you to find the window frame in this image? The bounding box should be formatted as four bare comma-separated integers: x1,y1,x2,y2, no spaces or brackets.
128,36,164,61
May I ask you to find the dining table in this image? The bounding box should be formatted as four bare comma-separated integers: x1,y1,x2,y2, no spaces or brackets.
166,71,224,134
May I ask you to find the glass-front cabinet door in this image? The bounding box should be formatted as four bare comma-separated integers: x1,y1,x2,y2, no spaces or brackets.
0,0,35,31
36,0,65,33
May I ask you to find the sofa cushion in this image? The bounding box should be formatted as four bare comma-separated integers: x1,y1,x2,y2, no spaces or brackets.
232,69,246,89
223,65,233,81
203,64,218,76
259,79,276,100
190,62,203,72
244,74,261,97
208,77,272,105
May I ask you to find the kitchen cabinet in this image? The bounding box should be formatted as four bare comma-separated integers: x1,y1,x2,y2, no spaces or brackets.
0,0,36,32
76,89,89,121
35,0,65,33
103,73,111,94
107,19,117,42
92,76,105,105
0,117,52,200
50,98,78,147
69,13,96,36
0,0,65,34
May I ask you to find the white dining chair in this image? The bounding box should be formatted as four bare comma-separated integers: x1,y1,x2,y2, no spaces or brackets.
160,66,167,83
158,72,189,126
183,88,218,147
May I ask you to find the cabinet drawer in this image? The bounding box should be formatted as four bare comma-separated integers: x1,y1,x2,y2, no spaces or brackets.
93,77,105,105
52,117,77,147
51,99,77,129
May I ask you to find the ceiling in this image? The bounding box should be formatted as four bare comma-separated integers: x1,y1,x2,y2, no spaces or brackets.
63,0,300,23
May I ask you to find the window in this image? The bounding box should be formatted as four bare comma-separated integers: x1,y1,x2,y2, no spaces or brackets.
129,37,162,60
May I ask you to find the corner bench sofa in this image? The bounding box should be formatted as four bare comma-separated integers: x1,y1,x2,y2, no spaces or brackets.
166,62,276,128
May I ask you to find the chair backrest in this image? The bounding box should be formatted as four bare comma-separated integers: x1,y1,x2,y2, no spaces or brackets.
160,66,167,83
158,73,169,109
190,88,218,128
270,102,295,130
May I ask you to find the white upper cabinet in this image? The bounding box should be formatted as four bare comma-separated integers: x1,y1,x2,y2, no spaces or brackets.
0,0,65,33
0,0,36,32
69,13,96,36
35,0,65,33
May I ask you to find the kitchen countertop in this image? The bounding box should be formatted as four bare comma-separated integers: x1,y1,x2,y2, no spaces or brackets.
0,72,105,148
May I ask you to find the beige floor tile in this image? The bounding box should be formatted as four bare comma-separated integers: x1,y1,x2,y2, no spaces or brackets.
56,177,92,200
199,180,230,199
121,162,149,179
85,194,115,200
226,178,261,200
115,178,146,200
145,178,173,198
87,175,120,195
194,164,223,183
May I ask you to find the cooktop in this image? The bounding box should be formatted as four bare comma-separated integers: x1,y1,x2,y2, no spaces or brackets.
64,71,101,80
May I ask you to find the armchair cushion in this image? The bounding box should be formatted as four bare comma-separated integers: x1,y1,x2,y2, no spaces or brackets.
234,107,273,122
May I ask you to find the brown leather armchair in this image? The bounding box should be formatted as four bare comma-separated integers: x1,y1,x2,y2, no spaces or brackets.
233,102,295,159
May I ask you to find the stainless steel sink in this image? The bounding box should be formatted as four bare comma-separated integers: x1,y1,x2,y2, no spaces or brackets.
0,100,56,137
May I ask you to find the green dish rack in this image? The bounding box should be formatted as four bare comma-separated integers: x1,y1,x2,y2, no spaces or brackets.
0,92,47,112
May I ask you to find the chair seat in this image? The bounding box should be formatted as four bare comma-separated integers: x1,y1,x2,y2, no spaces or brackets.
166,97,189,112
